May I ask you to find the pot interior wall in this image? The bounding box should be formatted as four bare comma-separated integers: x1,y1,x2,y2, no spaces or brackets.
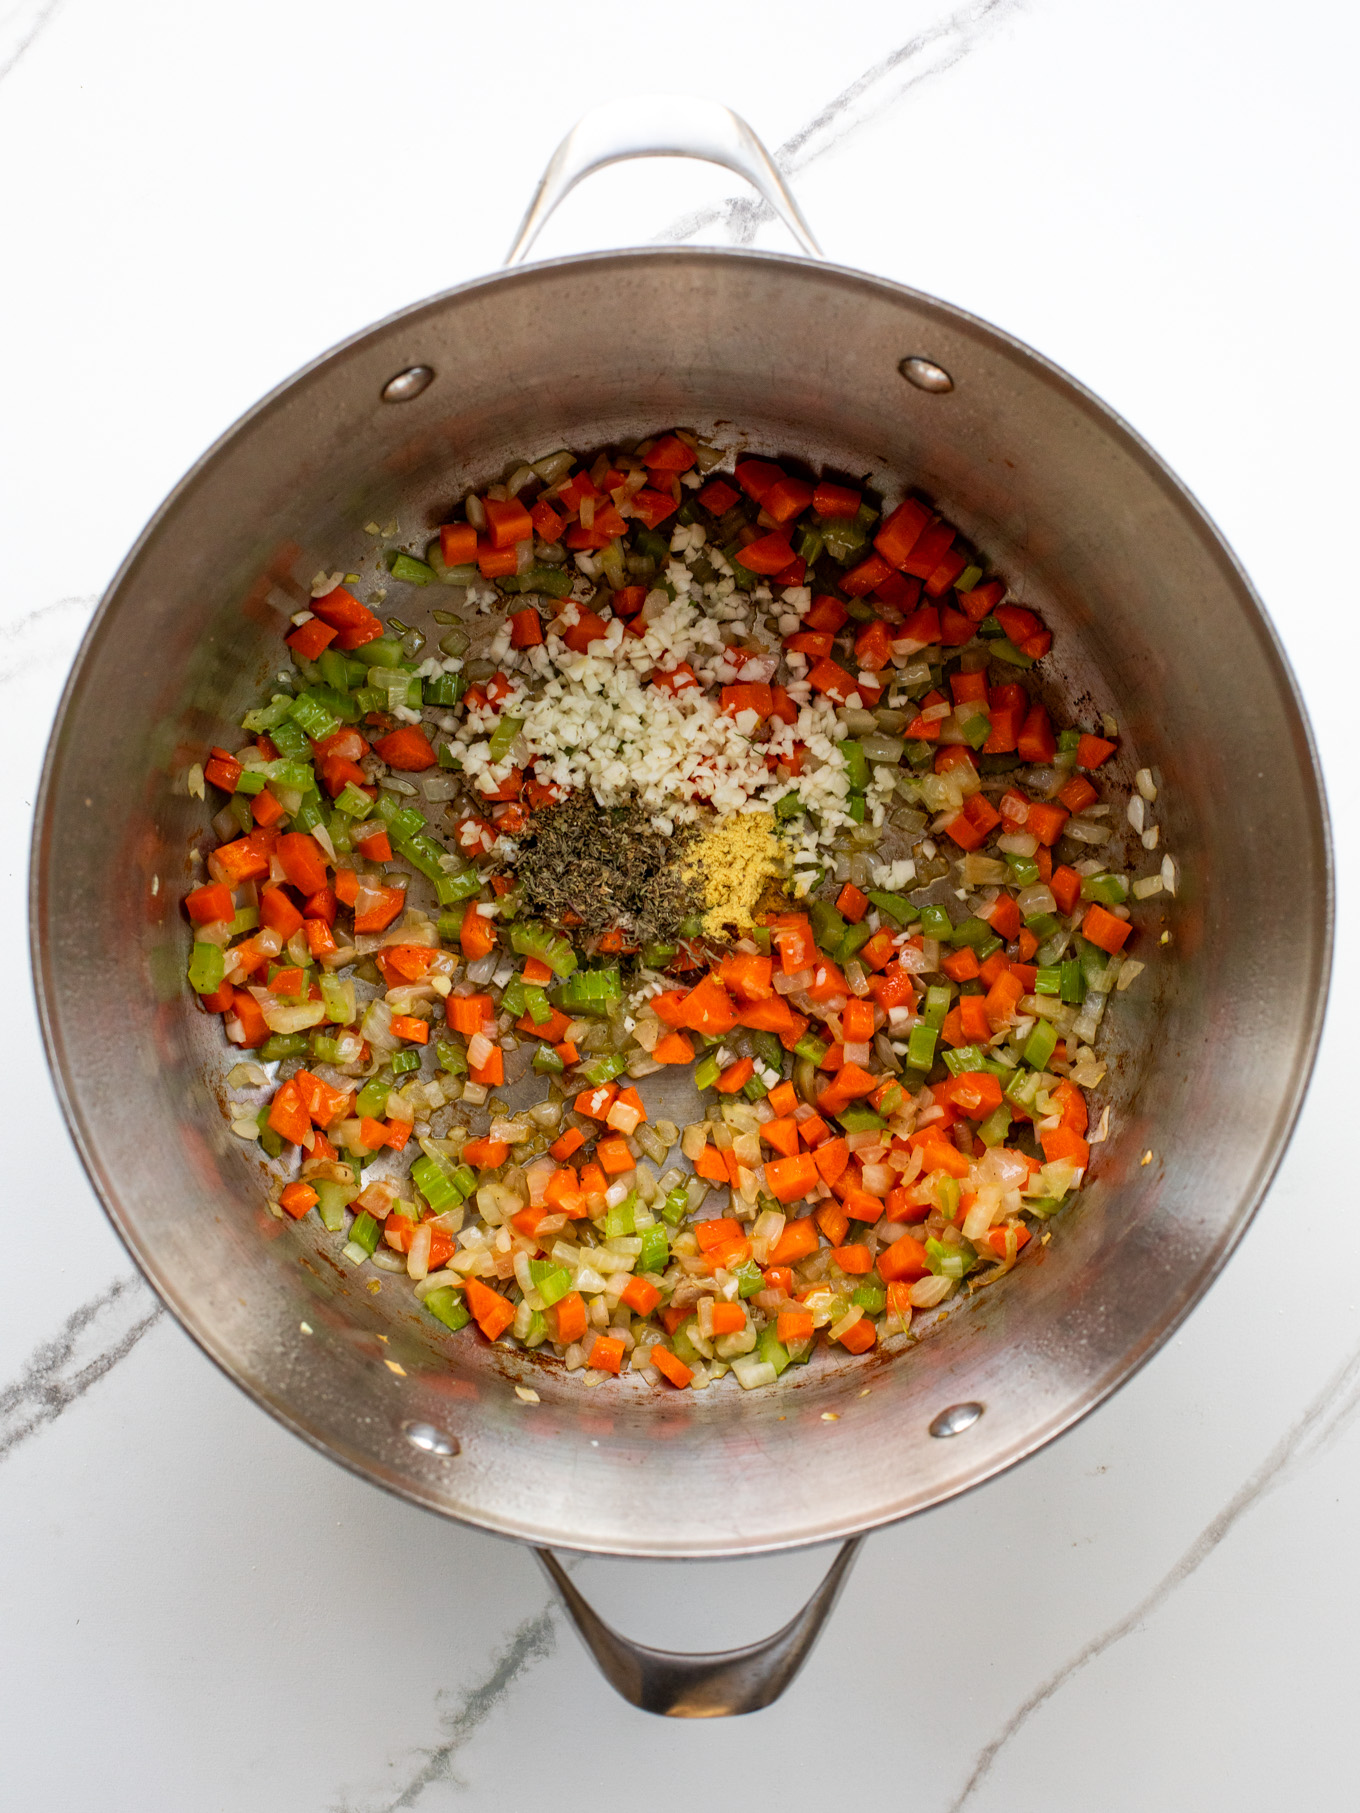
33,251,1328,1555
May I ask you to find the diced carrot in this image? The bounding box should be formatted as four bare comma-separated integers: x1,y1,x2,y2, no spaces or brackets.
460,908,498,961
760,1116,800,1158
185,881,234,924
984,968,1026,1032
650,1345,693,1389
942,946,980,982
574,1084,618,1121
1081,903,1133,954
777,1308,816,1345
836,1317,877,1354
768,1214,819,1265
941,1071,1004,1117
715,1056,755,1094
587,1335,625,1374
596,1136,634,1174
836,883,869,923
463,1136,510,1169
832,1244,873,1274
469,1044,504,1087
389,1014,429,1044
267,1077,310,1145
706,1302,745,1337
310,586,382,649
279,1181,318,1218
763,1155,819,1207
374,726,437,772
549,1291,588,1345
620,1276,662,1317
275,831,329,896
652,1031,695,1065
465,1277,516,1341
1077,733,1117,769
767,1080,798,1118
816,1201,849,1246
694,1144,729,1183
878,1232,930,1283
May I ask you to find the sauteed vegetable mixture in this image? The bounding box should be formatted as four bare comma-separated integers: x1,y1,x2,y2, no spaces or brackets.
185,430,1171,1392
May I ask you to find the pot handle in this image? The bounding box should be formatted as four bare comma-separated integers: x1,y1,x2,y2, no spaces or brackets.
504,94,823,267
535,1534,862,1717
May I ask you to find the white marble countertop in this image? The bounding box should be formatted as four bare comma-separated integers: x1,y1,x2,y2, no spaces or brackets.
3,0,1358,1805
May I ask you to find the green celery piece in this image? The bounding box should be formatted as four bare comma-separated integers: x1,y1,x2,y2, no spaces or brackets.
578,1051,628,1087
925,1235,974,1280
437,904,468,941
1023,1018,1058,1070
641,942,678,969
411,1153,461,1210
233,769,266,796
288,689,341,742
528,1260,574,1306
318,648,362,692
1027,1194,1069,1220
522,984,553,1025
353,687,386,713
526,566,574,598
255,1107,284,1159
1004,1066,1043,1111
187,942,224,995
288,795,325,835
425,673,465,708
532,1044,564,1074
961,712,992,750
920,902,954,940
751,1030,783,1073
242,693,295,733
510,920,577,978
230,905,258,935
435,1039,468,1076
1058,728,1082,752
314,1179,358,1232
956,564,984,593
487,714,524,764
734,1260,765,1299
693,1053,721,1092
267,715,311,761
355,637,404,668
670,1319,702,1366
396,829,450,883
260,1032,309,1063
356,1076,390,1119
906,740,935,766
1081,873,1128,906
424,1286,471,1332
795,525,824,566
390,1048,421,1077
923,985,952,1029
742,1076,769,1104
793,1033,828,1064
659,1185,690,1226
636,1226,669,1274
262,758,317,792
976,1103,1013,1147
1077,937,1110,986
1059,959,1087,1005
388,553,436,585
837,1104,885,1133
333,782,374,819
755,1323,791,1376
951,916,996,950
348,1211,381,1256
605,1195,637,1239
988,638,1034,668
809,898,848,953
438,868,483,906
1024,912,1060,939
838,740,870,790
851,1283,887,1315
845,793,866,825
906,1023,938,1071
451,1164,477,1197
774,792,803,820
1035,965,1062,996
1005,851,1041,888
836,921,873,966
556,965,620,1014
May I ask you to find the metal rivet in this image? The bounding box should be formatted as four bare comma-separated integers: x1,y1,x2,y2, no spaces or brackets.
381,365,435,404
402,1420,459,1456
899,355,954,394
929,1402,983,1438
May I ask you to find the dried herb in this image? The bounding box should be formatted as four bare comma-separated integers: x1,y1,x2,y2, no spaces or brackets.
511,794,701,947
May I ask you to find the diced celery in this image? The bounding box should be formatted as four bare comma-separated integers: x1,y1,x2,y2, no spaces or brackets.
510,920,577,978
920,903,953,940
487,715,524,764
836,1104,885,1133
268,717,311,761
333,782,374,820
838,740,870,790
532,1044,564,1074
988,638,1033,668
693,1053,721,1091
188,942,224,994
943,1044,988,1076
808,898,847,952
951,916,995,949
356,1076,390,1119
314,1179,358,1231
390,1048,421,1077
1005,851,1041,888
1023,1018,1058,1070
1081,873,1128,906
424,1286,471,1332
851,1283,887,1314
348,1211,381,1256
793,1033,828,1064
976,1103,1013,1147
388,553,436,585
1059,959,1087,1005
836,921,873,966
435,1039,468,1076
260,1032,308,1063
636,1226,669,1274
288,690,342,742
529,1259,574,1306
411,1153,462,1211
355,638,405,668
605,1195,637,1238
906,1023,938,1070
755,1323,791,1376
923,986,952,1029
1035,965,1062,995
1024,912,1061,939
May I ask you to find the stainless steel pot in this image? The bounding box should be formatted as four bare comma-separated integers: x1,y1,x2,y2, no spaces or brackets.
31,100,1331,1716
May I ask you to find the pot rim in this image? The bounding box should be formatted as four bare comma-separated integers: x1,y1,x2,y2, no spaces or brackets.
31,245,1335,1557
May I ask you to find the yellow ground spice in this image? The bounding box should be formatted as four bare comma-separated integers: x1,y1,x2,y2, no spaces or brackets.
684,811,786,937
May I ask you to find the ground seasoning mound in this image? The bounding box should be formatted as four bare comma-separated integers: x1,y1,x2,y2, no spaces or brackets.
512,794,700,946
684,811,786,937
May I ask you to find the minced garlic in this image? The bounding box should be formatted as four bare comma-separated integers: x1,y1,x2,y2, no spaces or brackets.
686,812,784,937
